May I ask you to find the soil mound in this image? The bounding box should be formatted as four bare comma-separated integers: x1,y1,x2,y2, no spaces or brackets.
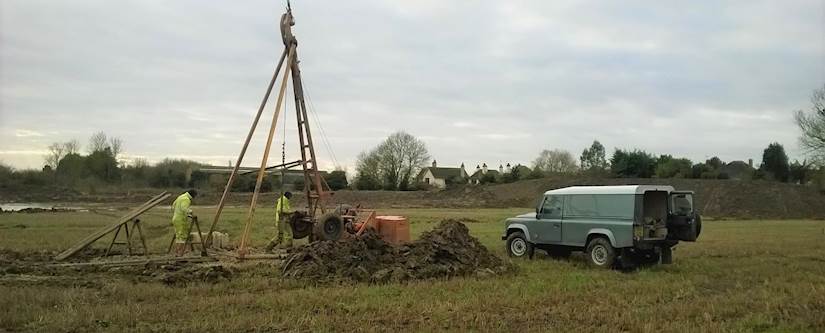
282,219,512,283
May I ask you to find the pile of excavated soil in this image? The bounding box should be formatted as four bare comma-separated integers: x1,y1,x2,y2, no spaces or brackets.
282,219,513,283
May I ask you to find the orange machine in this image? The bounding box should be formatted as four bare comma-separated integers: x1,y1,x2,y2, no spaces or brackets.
351,210,410,245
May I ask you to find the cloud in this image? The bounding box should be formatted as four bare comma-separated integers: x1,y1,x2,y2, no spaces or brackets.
0,0,822,170
14,129,44,137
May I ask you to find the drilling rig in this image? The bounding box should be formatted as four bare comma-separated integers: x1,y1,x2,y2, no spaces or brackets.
203,3,349,258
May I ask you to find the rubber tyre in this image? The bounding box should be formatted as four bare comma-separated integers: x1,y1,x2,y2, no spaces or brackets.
506,232,534,259
586,237,616,268
314,213,344,241
289,212,312,239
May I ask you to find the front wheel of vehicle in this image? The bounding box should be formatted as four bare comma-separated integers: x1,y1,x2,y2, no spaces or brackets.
586,237,616,268
506,232,534,259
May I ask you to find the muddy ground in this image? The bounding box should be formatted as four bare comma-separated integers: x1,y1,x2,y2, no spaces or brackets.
283,220,514,283
0,248,242,288
0,220,510,288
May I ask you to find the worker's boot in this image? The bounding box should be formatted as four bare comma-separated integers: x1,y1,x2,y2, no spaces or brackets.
265,233,283,252
278,238,293,250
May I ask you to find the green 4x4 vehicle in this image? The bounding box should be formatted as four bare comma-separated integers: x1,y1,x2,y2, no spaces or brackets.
502,185,701,268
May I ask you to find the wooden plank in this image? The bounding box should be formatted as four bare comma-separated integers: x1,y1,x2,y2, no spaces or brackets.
46,256,216,268
55,192,170,261
238,45,295,257
205,47,290,247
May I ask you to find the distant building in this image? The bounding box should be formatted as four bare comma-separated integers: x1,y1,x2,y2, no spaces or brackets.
469,163,503,185
719,159,755,180
416,160,469,189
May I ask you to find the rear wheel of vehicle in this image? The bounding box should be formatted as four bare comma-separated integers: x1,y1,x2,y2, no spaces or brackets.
586,237,616,268
314,213,344,241
506,232,534,259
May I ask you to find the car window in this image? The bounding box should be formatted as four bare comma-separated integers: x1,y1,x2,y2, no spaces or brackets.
540,195,563,219
565,194,597,216
672,194,693,215
564,194,634,218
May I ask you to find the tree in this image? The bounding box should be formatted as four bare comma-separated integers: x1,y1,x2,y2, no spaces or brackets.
580,140,608,171
45,142,66,169
354,149,382,190
655,155,693,178
610,149,657,178
44,140,82,169
56,153,86,184
88,132,109,153
760,142,790,182
85,148,120,182
705,156,724,170
378,132,429,190
87,132,123,159
324,169,348,190
502,164,530,183
794,84,825,165
354,132,430,190
109,137,123,159
533,149,578,174
64,139,81,155
789,160,811,184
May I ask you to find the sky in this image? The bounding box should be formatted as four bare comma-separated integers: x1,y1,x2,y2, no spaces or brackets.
1,1,823,173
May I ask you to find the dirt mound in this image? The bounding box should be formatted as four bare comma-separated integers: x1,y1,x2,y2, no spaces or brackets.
282,220,513,283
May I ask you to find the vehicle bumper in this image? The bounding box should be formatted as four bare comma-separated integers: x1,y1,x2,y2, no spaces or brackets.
633,239,678,250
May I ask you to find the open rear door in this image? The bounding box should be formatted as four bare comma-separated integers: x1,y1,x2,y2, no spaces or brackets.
667,191,701,242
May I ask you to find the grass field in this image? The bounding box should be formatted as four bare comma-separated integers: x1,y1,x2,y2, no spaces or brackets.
1,206,825,332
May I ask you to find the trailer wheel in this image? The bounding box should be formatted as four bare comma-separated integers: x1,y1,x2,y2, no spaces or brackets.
506,231,534,259
586,237,615,268
314,213,343,241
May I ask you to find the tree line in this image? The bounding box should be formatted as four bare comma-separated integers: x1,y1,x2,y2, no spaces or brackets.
3,84,823,193
0,131,349,194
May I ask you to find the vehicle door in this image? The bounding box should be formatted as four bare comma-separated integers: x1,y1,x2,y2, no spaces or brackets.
667,191,701,241
535,195,563,243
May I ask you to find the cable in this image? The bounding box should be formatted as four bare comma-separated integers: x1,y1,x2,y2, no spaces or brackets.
302,81,341,169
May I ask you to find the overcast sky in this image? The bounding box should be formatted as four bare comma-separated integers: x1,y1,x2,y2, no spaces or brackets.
1,1,823,172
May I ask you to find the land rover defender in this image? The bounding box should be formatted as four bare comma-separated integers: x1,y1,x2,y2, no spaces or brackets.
502,185,701,268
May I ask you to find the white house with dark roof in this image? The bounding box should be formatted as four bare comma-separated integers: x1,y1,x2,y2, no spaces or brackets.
416,160,469,189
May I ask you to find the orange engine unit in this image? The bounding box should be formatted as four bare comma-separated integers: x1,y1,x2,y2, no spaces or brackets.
374,215,410,245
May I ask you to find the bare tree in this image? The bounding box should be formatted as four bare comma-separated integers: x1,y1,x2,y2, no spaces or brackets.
377,131,429,190
533,149,578,174
795,84,825,165
354,131,430,190
44,142,66,169
64,139,80,155
109,136,123,158
88,131,108,153
354,148,382,189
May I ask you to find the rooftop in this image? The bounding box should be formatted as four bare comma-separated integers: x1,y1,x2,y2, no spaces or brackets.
545,185,677,195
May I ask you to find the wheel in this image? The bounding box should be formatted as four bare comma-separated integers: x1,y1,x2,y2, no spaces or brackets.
314,213,344,241
289,212,312,239
506,231,534,259
585,237,616,268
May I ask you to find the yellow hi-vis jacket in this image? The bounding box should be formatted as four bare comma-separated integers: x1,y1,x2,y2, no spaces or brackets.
275,195,292,222
171,192,192,239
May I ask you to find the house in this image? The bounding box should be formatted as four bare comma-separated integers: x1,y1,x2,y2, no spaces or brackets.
718,159,755,180
416,160,469,189
469,163,503,184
